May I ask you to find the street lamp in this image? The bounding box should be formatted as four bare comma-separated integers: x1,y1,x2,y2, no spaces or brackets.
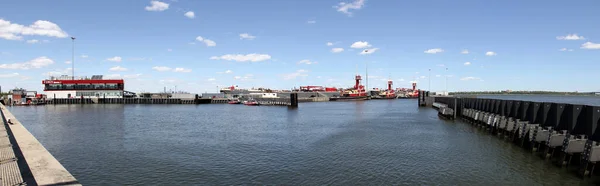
71,37,75,80
445,67,448,95
428,68,431,92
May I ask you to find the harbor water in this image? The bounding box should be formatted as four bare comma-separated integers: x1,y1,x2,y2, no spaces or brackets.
7,97,600,185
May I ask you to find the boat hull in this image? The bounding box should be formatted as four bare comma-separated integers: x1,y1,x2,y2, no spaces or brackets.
372,96,397,99
329,96,368,101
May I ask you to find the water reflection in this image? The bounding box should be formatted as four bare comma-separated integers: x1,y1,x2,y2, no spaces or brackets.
5,99,597,185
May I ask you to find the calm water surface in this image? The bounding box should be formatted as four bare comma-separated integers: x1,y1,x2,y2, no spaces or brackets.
7,98,598,185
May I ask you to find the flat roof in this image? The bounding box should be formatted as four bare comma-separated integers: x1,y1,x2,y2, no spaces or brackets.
42,79,124,84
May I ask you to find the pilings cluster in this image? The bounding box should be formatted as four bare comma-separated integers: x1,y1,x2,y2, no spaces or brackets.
429,95,600,178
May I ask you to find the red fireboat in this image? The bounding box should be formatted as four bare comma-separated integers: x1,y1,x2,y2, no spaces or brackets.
375,79,397,99
329,74,368,101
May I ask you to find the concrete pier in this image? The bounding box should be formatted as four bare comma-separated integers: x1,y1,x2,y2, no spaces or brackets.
424,95,600,178
0,103,79,185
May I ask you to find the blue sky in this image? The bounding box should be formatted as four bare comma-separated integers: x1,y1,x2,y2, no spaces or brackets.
1,0,599,93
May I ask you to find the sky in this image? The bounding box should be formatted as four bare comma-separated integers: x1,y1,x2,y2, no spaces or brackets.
0,0,599,93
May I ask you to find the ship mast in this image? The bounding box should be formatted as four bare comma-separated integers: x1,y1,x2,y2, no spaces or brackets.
365,61,368,93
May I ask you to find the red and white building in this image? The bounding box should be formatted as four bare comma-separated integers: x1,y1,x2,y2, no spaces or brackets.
43,75,124,98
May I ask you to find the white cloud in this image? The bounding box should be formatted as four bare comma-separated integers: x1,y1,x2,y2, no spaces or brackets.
152,66,172,71
80,54,88,58
239,33,256,40
359,48,378,55
104,74,122,79
334,0,365,16
0,56,54,70
485,51,497,56
26,39,39,44
435,74,441,77
43,67,72,77
145,1,169,11
437,64,445,67
217,70,233,74
167,48,172,52
326,42,333,46
173,67,192,73
184,11,195,19
65,60,72,64
0,19,69,40
210,53,271,62
298,59,317,65
234,76,241,80
420,76,426,79
283,69,309,80
203,39,216,47
0,73,20,78
109,66,127,71
424,48,444,54
188,42,196,45
397,78,405,81
460,77,481,81
350,41,371,48
123,74,142,79
207,78,216,81
307,20,316,24
106,56,122,62
581,42,600,50
461,49,469,54
464,62,471,66
559,48,574,52
331,48,344,53
556,34,585,40
195,36,216,46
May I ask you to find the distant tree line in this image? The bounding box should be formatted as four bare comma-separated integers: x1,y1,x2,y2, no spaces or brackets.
449,90,597,95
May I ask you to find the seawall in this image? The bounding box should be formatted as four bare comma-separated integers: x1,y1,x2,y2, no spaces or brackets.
0,103,80,185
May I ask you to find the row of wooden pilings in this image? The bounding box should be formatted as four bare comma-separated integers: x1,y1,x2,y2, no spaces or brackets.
44,93,301,107
427,95,600,178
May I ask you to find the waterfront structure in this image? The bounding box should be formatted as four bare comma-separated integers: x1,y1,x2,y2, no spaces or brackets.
43,75,124,99
423,92,600,178
249,93,278,98
0,104,79,185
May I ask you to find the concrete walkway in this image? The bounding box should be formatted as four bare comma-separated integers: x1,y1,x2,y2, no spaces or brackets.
0,104,80,186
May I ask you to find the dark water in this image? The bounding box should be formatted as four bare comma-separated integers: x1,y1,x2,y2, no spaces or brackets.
6,98,598,185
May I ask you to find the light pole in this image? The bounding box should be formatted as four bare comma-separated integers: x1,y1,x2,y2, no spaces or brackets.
428,68,431,92
71,37,75,80
445,67,448,95
366,61,368,92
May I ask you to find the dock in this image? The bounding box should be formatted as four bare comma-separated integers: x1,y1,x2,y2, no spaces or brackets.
0,103,79,185
418,90,600,178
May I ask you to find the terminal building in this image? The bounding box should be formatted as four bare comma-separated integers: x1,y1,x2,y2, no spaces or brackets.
43,75,124,98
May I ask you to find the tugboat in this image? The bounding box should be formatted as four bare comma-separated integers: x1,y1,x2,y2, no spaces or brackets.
329,75,368,101
374,79,396,99
243,99,260,106
228,99,241,104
